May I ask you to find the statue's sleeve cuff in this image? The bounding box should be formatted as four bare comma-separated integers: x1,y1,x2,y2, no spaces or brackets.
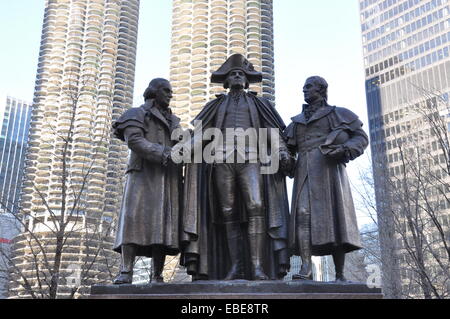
162,146,172,166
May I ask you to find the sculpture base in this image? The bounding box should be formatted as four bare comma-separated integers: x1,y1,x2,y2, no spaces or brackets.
90,280,383,299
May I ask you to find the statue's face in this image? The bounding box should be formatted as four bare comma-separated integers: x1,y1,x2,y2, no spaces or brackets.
303,79,323,105
154,81,173,108
226,69,247,90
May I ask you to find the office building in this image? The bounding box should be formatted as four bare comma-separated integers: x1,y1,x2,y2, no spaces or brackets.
0,97,32,214
0,96,32,298
360,0,450,297
9,0,140,298
170,0,275,126
0,214,20,299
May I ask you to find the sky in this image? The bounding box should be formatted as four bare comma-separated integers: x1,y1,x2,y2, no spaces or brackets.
0,0,373,224
133,0,369,126
0,0,367,118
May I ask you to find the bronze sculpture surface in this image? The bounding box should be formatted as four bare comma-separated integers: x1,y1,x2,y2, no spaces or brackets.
108,65,369,288
285,76,369,282
112,78,183,284
180,54,292,281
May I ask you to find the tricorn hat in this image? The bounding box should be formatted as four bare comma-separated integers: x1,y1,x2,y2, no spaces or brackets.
211,54,263,84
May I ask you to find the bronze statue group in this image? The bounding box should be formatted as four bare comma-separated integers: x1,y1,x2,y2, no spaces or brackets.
112,54,369,285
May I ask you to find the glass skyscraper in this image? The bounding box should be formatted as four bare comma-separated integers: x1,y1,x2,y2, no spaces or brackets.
0,96,31,299
0,97,32,215
0,213,19,299
362,0,449,117
360,0,450,297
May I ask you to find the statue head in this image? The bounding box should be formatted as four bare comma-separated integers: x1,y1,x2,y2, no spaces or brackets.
143,78,173,108
211,54,262,90
225,69,249,90
303,76,328,104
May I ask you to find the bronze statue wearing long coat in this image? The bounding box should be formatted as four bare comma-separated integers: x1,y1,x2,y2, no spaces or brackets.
113,99,182,258
181,92,291,280
179,54,292,281
285,105,368,257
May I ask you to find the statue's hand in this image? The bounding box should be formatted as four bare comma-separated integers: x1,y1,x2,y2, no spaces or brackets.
326,145,350,163
280,151,295,176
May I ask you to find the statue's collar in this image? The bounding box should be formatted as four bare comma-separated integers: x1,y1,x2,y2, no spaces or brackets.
291,104,335,125
143,100,172,115
142,99,154,112
142,100,178,130
229,89,245,97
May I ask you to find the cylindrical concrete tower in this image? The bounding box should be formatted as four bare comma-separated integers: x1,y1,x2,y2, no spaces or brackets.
170,0,275,127
10,0,140,298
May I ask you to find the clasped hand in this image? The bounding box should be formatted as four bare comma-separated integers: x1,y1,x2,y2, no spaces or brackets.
326,145,349,163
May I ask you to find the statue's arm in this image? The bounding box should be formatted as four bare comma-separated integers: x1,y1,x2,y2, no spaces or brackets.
278,122,297,178
124,126,171,165
327,108,369,162
265,124,294,177
343,125,369,161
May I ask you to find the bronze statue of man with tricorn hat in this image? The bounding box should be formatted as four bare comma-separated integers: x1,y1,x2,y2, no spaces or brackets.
179,54,292,281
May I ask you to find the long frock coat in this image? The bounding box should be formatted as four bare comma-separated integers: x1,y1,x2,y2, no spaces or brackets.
180,93,291,280
112,100,182,257
285,105,369,256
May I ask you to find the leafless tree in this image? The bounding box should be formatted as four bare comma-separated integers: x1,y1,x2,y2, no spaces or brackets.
343,223,381,283
315,220,380,284
358,88,450,299
0,70,120,299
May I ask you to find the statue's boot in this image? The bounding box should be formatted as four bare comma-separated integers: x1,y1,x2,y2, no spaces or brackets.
293,256,313,280
292,226,313,280
293,204,313,280
113,244,136,285
333,248,348,283
248,217,269,281
152,246,166,283
186,262,197,276
278,263,289,279
224,221,245,280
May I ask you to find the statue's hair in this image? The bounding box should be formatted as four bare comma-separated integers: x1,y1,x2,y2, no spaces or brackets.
306,76,328,101
143,78,170,100
223,70,250,90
